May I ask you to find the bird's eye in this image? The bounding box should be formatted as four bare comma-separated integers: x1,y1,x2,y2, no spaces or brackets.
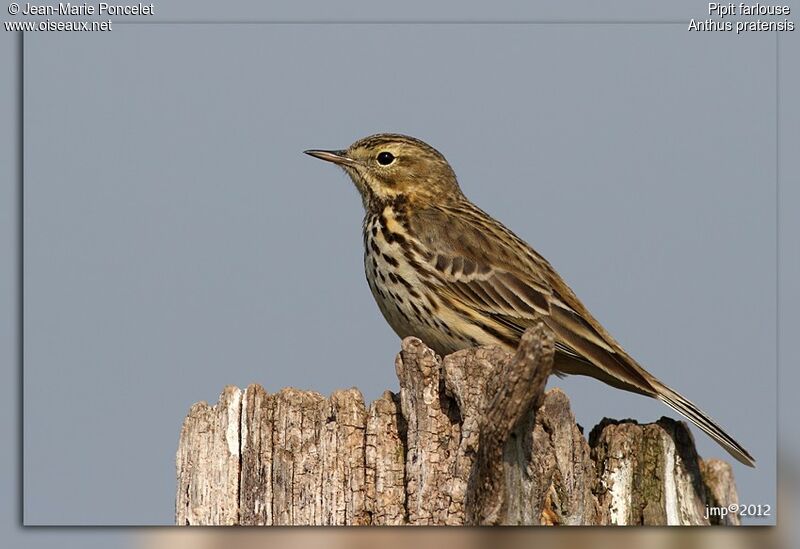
376,151,395,166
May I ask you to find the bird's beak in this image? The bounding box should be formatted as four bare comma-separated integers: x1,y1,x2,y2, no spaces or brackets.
303,149,359,168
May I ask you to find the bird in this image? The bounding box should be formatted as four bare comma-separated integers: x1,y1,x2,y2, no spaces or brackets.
304,133,755,467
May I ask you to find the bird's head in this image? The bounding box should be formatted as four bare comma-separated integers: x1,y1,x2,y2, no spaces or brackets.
305,133,463,210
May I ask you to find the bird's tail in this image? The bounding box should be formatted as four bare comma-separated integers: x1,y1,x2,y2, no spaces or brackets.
653,381,755,467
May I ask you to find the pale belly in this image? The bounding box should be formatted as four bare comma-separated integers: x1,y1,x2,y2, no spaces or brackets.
362,214,504,356
365,266,476,356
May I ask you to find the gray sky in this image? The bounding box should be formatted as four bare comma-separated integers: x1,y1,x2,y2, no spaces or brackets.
4,2,794,531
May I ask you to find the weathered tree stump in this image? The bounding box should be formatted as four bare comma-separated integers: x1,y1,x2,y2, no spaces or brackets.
175,323,739,526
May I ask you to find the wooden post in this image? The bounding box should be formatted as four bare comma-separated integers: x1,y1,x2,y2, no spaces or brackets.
175,323,740,526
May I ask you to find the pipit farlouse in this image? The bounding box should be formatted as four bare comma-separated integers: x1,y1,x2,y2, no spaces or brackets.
305,134,755,467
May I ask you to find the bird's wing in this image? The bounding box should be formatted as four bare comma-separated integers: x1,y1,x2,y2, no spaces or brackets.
410,204,755,466
409,203,756,467
410,203,655,393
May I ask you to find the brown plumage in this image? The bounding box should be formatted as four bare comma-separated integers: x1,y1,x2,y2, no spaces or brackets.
305,133,755,467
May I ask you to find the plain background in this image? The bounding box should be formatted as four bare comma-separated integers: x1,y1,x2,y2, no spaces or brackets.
23,23,776,524
1,0,797,541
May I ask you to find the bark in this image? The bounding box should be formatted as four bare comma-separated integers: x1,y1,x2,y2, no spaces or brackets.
176,324,739,526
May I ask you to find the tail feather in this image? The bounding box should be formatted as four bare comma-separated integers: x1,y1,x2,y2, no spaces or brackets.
655,383,755,467
549,335,755,466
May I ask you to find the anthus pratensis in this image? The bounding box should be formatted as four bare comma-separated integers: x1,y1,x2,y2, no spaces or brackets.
305,133,754,467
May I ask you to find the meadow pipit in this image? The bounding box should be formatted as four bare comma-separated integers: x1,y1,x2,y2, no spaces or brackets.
305,133,755,467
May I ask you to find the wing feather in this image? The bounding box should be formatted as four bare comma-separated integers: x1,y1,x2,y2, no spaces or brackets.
404,202,755,466
410,203,655,394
